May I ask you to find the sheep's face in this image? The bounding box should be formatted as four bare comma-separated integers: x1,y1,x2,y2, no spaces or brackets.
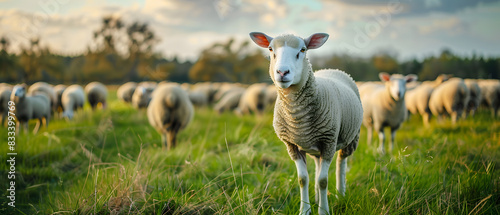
249,32,328,89
380,73,418,101
12,85,26,99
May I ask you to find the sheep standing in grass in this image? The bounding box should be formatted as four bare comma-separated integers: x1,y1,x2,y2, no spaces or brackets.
10,84,51,134
0,85,13,126
117,82,137,103
62,85,85,119
477,79,500,117
405,74,449,127
214,88,246,114
464,79,481,118
147,84,194,150
53,84,66,117
360,73,418,154
429,78,469,124
235,83,268,115
85,82,108,110
132,85,155,109
28,82,57,114
250,32,363,215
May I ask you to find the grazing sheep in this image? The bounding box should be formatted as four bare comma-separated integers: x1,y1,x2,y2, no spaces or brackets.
213,83,246,102
188,91,209,107
235,83,268,115
28,82,57,113
250,32,363,215
477,79,500,117
117,82,137,103
132,85,155,109
214,88,246,114
10,84,51,134
0,85,13,126
464,79,481,118
53,84,67,116
191,82,218,104
360,73,418,154
62,85,85,119
429,78,470,124
147,84,194,150
85,82,108,110
405,74,450,126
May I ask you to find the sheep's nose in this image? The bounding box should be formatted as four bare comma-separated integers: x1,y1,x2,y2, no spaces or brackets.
277,70,290,77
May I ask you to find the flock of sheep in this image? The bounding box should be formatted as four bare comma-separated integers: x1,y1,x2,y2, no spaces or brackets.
1,30,499,215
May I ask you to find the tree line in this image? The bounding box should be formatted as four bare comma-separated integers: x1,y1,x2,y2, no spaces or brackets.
1,16,499,84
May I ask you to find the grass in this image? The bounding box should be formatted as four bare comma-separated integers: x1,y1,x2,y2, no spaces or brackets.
0,89,499,214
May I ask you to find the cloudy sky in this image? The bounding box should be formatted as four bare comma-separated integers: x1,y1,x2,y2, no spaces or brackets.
1,0,499,61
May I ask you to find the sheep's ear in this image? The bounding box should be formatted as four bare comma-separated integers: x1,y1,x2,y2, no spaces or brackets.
305,33,329,49
405,74,418,83
379,72,391,82
249,32,273,48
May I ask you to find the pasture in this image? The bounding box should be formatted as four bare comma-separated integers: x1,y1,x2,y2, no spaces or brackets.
1,88,499,214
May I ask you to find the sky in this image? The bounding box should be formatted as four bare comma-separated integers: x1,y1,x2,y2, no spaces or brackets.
0,0,499,61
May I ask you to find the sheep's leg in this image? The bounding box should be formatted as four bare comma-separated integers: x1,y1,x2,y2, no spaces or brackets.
313,156,321,204
336,155,347,197
366,126,372,145
33,119,41,134
377,129,385,155
451,111,458,125
161,133,168,150
317,158,332,215
423,112,431,127
294,157,311,215
389,128,396,153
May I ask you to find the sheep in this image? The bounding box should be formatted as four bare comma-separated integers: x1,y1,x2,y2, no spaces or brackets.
10,84,51,134
464,79,481,118
477,79,500,117
61,85,85,119
132,85,155,109
360,73,418,154
405,74,450,126
191,82,219,104
188,91,209,107
117,82,137,103
213,83,246,102
235,83,268,115
27,82,57,114
147,84,194,150
250,32,363,215
0,85,13,126
53,84,66,116
85,82,108,110
213,88,246,114
429,77,470,124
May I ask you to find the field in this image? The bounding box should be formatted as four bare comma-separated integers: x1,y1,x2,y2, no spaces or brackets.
1,89,499,215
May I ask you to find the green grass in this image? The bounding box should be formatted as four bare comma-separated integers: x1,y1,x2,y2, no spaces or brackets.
1,90,499,214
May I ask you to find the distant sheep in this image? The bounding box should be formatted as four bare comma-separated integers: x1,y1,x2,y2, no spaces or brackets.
429,77,470,124
464,79,481,118
405,74,450,126
10,84,51,134
250,32,363,215
28,82,57,113
360,73,418,154
235,83,268,115
53,84,66,115
62,85,85,119
85,82,108,110
188,91,209,107
0,85,13,126
214,88,246,114
117,82,137,103
132,86,154,109
147,84,194,150
477,79,500,117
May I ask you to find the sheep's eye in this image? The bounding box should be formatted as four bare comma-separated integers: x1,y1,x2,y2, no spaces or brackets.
268,47,273,52
300,48,306,53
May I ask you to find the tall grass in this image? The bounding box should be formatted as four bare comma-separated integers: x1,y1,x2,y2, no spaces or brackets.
0,90,499,214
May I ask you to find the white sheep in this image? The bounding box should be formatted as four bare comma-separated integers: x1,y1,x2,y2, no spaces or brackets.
132,85,155,109
360,73,418,154
429,77,469,124
213,83,246,102
214,88,246,114
10,84,51,134
464,79,481,118
27,82,57,114
188,91,209,107
235,83,268,115
405,74,449,127
117,82,137,103
250,32,363,215
0,85,13,126
61,85,85,120
85,82,108,110
147,84,194,150
477,79,500,117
